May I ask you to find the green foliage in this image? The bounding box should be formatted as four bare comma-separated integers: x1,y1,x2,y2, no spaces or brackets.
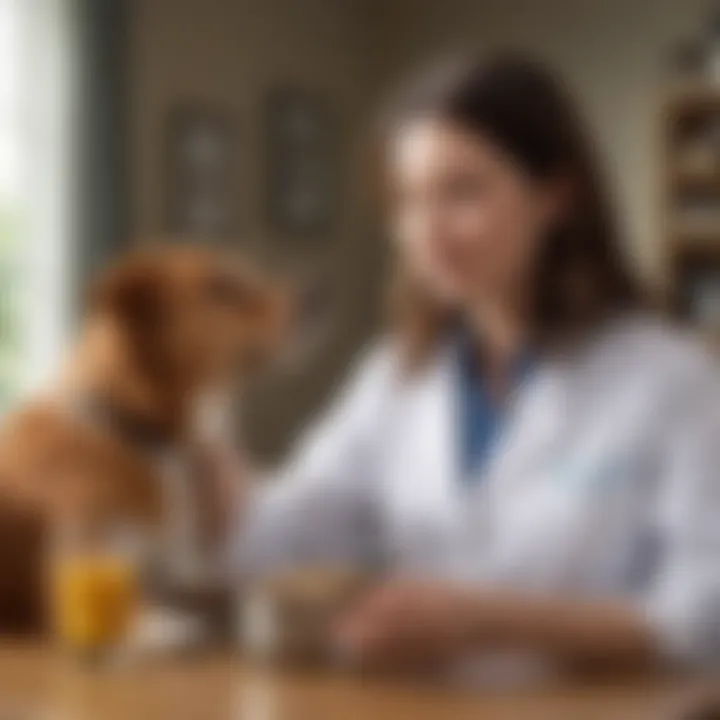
0,200,23,405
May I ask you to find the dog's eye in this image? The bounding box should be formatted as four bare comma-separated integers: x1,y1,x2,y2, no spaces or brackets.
204,271,258,309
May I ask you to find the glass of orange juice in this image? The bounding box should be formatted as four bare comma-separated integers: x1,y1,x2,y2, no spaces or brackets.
50,526,142,664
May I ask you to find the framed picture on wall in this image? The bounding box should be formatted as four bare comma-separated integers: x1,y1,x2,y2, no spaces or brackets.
165,104,238,239
675,249,720,331
265,88,338,239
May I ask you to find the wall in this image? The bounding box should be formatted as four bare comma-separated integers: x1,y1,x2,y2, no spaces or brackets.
126,0,385,459
373,0,711,285
127,0,711,457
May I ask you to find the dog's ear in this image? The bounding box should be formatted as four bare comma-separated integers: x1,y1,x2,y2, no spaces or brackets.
89,255,171,377
90,256,171,381
90,256,166,332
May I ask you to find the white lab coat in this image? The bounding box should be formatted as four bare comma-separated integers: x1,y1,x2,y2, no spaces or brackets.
234,315,720,665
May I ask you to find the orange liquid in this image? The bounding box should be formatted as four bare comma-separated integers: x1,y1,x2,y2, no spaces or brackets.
52,554,138,651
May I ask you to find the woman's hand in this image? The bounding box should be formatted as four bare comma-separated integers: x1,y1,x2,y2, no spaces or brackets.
334,580,658,671
334,580,480,669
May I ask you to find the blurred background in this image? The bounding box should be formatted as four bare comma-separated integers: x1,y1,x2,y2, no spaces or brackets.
3,0,720,461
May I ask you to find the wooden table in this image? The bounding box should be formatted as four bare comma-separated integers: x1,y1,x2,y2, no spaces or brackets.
0,644,715,720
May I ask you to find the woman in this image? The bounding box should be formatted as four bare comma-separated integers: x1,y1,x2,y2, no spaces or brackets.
230,55,720,671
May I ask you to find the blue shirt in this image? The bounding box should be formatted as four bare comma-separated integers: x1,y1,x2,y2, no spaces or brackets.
456,333,534,484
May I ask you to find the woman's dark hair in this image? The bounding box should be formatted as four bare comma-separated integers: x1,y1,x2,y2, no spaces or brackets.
384,54,641,364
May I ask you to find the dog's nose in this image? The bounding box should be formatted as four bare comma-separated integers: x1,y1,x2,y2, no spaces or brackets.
295,276,333,329
265,274,336,374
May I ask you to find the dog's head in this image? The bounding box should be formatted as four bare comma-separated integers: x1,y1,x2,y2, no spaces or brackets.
90,246,290,399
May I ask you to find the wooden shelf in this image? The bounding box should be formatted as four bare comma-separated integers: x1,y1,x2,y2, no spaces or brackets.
663,86,720,331
668,229,720,250
665,83,720,115
671,169,720,191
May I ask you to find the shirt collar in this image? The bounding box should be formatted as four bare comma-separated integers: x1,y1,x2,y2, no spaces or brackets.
455,326,536,397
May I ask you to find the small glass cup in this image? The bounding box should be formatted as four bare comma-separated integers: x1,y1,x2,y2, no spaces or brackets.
49,524,143,666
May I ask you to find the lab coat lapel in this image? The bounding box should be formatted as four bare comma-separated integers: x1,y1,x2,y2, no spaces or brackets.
485,358,575,500
406,349,572,505
403,346,461,513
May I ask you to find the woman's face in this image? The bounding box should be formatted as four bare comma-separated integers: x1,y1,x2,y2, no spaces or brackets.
389,118,564,307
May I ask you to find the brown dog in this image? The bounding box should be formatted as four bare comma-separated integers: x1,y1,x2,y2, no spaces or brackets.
0,246,289,635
